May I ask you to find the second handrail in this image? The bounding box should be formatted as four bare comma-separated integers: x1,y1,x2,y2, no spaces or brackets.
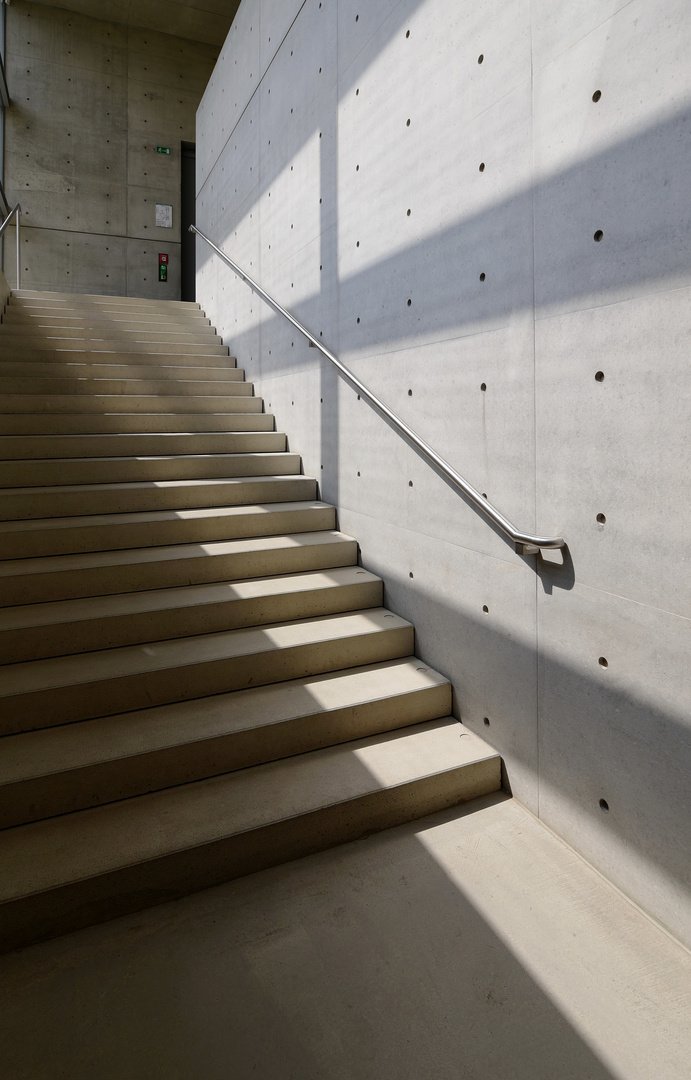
190,223,565,554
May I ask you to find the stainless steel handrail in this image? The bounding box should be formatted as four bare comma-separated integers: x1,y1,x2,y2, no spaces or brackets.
190,224,565,554
0,201,22,290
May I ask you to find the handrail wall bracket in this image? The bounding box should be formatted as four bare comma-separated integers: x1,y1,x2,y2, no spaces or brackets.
190,224,565,556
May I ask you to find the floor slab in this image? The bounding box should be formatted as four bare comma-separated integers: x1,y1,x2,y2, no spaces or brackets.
0,795,688,1080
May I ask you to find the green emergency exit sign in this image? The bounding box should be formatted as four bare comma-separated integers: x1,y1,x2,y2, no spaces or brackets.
156,146,171,155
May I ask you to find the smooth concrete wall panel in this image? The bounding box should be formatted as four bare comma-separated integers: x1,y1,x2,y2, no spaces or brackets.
16,3,129,75
196,0,260,196
533,1,691,316
4,0,217,297
259,0,305,78
534,289,691,618
7,225,128,295
537,583,691,943
197,0,691,943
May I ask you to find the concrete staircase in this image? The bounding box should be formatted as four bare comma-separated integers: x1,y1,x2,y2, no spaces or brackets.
0,290,500,952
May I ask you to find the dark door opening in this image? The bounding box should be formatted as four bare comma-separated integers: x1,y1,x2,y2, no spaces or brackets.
180,142,196,302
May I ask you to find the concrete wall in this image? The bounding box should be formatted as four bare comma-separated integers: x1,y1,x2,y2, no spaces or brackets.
195,0,691,945
2,0,218,297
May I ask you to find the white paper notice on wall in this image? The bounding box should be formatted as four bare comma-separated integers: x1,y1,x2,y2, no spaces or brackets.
156,203,173,228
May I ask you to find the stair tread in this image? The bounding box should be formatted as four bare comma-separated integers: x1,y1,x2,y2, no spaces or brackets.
0,322,219,334
0,349,234,362
0,719,497,903
12,289,201,306
0,381,254,396
0,414,275,435
0,567,381,664
0,565,376,632
0,472,311,500
5,311,210,323
0,528,351,579
0,431,283,459
0,473,310,501
0,608,410,699
1,450,300,485
0,396,263,414
0,499,330,537
1,657,449,785
2,314,214,325
0,343,230,355
0,474,318,524
0,363,244,379
3,450,292,466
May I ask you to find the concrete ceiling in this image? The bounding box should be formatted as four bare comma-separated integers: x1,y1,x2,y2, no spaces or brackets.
26,0,241,47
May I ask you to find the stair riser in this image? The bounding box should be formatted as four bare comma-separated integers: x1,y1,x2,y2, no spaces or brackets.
0,476,317,521
0,503,334,560
0,413,275,435
1,624,414,734
0,432,285,460
0,378,253,397
0,395,262,414
0,681,452,828
0,759,499,952
1,452,299,488
0,363,245,381
1,536,357,606
2,579,382,663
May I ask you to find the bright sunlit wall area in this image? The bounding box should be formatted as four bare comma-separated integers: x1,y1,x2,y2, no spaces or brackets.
195,0,691,946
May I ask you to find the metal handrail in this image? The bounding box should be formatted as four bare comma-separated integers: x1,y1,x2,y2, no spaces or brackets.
190,223,565,554
0,201,21,290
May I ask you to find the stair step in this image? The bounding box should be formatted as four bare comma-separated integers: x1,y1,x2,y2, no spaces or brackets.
0,657,452,827
2,313,214,330
0,349,237,367
0,328,222,346
11,290,202,311
0,566,382,662
0,377,253,398
0,529,358,606
0,393,263,414
0,412,276,435
0,430,284,460
0,607,414,734
5,304,209,322
1,450,298,488
0,500,335,559
1,315,218,332
0,473,316,520
0,340,229,355
0,718,499,951
0,361,245,381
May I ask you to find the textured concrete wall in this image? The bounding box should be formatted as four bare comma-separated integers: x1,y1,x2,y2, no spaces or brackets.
196,0,691,945
2,0,217,297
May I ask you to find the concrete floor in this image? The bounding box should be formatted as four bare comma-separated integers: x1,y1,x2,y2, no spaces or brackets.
1,794,688,1080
